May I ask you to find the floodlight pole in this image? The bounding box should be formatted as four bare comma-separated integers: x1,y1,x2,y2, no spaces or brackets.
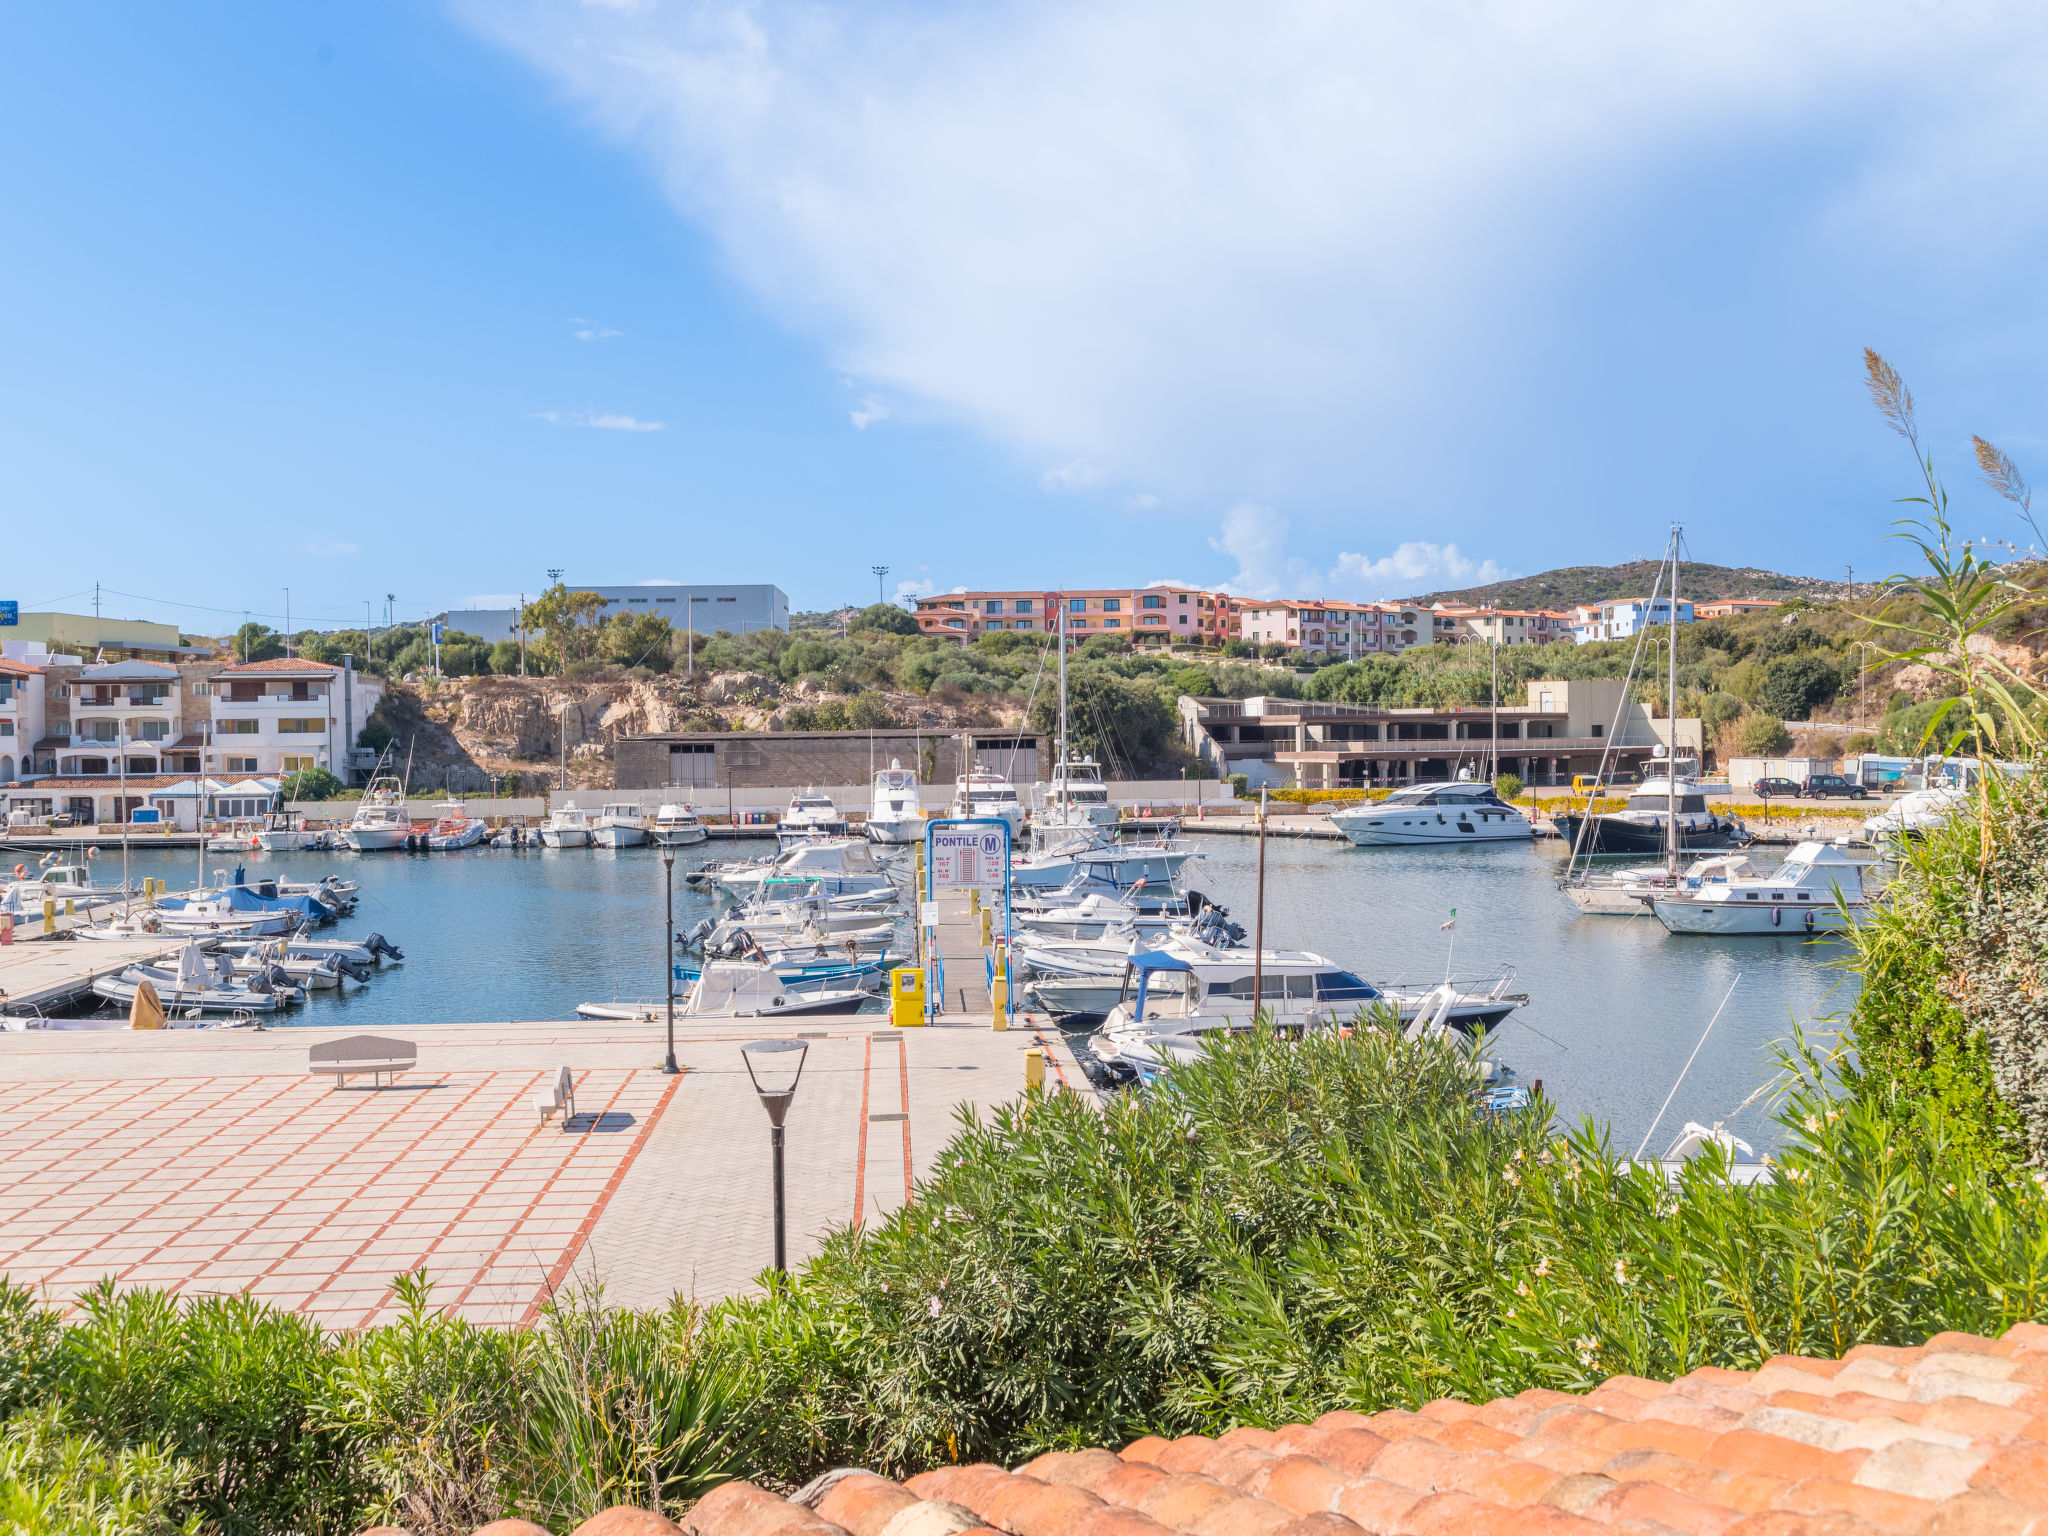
741,1040,808,1274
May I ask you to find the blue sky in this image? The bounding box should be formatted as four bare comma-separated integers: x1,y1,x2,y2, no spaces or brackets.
6,3,2048,630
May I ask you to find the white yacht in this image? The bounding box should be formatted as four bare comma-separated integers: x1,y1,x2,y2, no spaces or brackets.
1008,833,1195,891
1086,934,1525,1082
1651,841,1870,935
1563,851,1762,916
950,771,1026,835
779,789,851,849
651,803,709,846
866,762,924,845
577,959,867,1021
254,811,321,852
1328,783,1534,846
1,858,129,911
344,776,413,852
591,803,651,848
709,837,895,900
1038,755,1117,832
1862,784,1967,841
539,803,593,848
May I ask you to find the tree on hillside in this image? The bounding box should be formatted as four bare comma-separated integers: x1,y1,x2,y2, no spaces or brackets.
230,622,284,663
1740,714,1792,756
599,610,673,672
1761,653,1840,721
520,584,608,670
851,603,919,636
1029,665,1178,775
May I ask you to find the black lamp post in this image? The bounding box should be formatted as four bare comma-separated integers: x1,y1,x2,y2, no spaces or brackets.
662,848,679,1075
741,1038,809,1273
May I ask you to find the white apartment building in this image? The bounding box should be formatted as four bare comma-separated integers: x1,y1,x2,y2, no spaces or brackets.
1237,602,1426,659
207,659,382,778
1572,597,1696,644
1431,606,1574,646
0,657,54,786
51,660,192,776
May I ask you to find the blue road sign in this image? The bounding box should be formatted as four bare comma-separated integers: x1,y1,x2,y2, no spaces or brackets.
0,602,16,626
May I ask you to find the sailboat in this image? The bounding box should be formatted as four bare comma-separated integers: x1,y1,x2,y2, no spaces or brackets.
1554,528,1742,883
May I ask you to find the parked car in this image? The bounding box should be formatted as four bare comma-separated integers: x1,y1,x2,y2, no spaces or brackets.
1803,774,1871,800
1750,777,1804,798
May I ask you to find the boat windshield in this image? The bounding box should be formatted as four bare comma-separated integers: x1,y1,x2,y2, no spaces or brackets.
1628,793,1708,813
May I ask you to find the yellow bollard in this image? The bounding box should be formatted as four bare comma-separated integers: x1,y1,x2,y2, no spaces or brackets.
1024,1046,1045,1089
65,898,74,917
991,970,1008,1027
43,898,56,936
979,906,992,945
969,888,980,916
890,965,927,1027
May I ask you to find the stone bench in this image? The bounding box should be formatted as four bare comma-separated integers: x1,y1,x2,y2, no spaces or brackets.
309,1034,417,1088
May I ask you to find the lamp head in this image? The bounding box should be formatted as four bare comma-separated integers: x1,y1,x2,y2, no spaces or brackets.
742,1038,808,1126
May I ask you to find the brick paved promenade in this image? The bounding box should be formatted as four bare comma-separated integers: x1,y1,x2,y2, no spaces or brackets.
0,991,1086,1328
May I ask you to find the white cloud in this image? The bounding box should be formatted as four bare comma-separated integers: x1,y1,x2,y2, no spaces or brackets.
1040,459,1104,494
850,395,891,429
569,317,624,340
531,409,665,431
304,540,359,557
893,576,936,604
1124,493,1163,511
457,0,2048,526
1210,503,1510,599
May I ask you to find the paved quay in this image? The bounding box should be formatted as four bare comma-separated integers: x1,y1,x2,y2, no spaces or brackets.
0,930,182,1011
0,1010,1089,1329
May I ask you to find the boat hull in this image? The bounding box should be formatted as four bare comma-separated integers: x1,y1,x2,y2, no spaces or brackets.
254,831,313,852
1332,815,1534,846
1651,899,1861,935
1551,815,1743,855
592,826,649,848
538,828,592,848
652,826,709,846
865,817,924,845
345,827,412,852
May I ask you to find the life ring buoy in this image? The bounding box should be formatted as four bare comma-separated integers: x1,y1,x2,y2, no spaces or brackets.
85,846,99,860
11,864,24,879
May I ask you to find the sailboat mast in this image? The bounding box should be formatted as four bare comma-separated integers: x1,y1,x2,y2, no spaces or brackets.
1667,525,1681,878
1057,595,1067,767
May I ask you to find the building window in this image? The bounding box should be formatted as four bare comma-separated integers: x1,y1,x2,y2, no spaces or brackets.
0,721,11,737
1068,599,1086,614
77,757,108,775
224,759,259,775
1016,599,1033,613
945,620,964,629
218,718,260,735
192,682,210,695
278,718,326,734
1143,594,1164,609
281,755,317,772
1104,618,1121,628
1102,598,1121,612
1015,620,1032,630
1178,593,1188,603
986,621,1004,630
136,720,168,741
984,599,1002,613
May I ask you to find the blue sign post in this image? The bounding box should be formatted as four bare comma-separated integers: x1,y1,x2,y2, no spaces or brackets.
920,817,1013,1025
0,601,17,627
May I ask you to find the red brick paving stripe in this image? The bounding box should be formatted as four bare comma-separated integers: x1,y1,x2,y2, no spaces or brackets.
526,1069,684,1324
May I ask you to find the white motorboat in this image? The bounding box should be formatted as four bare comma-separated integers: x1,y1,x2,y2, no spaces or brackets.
1008,833,1197,891
651,803,709,847
866,762,924,845
1086,934,1527,1083
950,771,1026,836
208,818,266,852
1037,754,1118,832
254,811,321,852
1,857,130,911
591,803,651,848
426,801,489,851
345,775,414,852
92,942,291,1013
150,899,302,937
1562,852,1763,916
1651,841,1870,935
574,960,868,1021
1328,783,1535,846
708,838,895,900
539,804,594,848
1862,784,1968,840
778,789,851,848
1653,1121,1773,1186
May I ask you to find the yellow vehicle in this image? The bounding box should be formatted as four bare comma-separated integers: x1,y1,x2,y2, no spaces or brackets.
1571,775,1608,793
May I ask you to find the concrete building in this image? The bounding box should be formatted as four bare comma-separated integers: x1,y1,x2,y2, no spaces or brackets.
440,584,789,646
208,658,384,780
5,774,281,831
617,729,1040,792
1572,597,1696,644
1180,678,1700,788
914,588,1238,648
1429,606,1574,646
1238,601,1428,658
1697,598,1784,618
0,610,196,661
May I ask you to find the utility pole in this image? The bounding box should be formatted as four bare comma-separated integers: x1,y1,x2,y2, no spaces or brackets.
518,594,527,676
385,593,394,633
283,589,291,658
1846,564,1853,602
872,565,890,605
94,582,101,621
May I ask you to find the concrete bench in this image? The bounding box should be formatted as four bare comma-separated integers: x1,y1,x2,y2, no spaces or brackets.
310,1034,417,1088
537,1065,577,1129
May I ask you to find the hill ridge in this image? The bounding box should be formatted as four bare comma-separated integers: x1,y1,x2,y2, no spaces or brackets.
1412,559,1844,611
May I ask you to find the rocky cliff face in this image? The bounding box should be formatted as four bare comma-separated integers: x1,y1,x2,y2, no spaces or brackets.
388,672,1020,790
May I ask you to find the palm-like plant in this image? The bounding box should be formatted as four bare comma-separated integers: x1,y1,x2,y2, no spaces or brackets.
1861,350,2044,855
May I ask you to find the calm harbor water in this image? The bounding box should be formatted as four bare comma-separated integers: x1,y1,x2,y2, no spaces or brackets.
90,832,1858,1152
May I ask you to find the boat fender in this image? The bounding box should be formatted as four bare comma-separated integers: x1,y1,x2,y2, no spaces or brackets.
1771,905,1782,927
1804,909,1815,932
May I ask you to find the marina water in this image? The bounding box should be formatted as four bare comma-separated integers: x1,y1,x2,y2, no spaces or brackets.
92,834,1857,1152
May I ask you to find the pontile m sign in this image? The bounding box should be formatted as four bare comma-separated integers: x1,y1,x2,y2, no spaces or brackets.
929,825,1007,891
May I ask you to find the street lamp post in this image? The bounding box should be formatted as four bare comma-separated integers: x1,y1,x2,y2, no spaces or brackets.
662,848,679,1075
741,1039,809,1273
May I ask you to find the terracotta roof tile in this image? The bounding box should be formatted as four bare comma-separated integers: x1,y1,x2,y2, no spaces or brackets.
215,657,343,673
362,1325,2048,1536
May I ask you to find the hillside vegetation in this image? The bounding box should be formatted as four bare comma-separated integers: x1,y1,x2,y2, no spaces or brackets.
1415,558,1843,611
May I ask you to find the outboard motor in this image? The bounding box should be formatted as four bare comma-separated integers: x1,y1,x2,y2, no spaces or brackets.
260,962,295,991
244,970,274,995
363,932,403,963
334,957,372,984
680,918,715,950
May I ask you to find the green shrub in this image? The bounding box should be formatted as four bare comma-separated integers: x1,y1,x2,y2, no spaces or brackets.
1760,653,1840,720
1739,714,1792,755
1493,773,1523,800
0,1409,203,1536
850,604,919,636
280,767,347,801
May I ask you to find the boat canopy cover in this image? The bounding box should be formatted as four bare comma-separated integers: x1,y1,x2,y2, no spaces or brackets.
158,884,333,921
1127,947,1196,973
